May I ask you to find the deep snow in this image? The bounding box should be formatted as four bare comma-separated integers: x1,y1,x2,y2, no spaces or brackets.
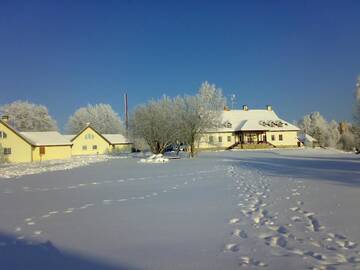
0,148,359,269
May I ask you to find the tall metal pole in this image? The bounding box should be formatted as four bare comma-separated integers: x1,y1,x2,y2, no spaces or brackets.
124,93,128,132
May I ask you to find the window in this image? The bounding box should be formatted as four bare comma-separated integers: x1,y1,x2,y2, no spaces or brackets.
271,135,275,141
279,134,283,141
227,136,231,142
218,136,222,143
0,131,7,139
40,146,45,155
209,136,214,143
247,133,256,143
92,145,97,150
85,133,94,140
3,148,11,155
82,145,87,151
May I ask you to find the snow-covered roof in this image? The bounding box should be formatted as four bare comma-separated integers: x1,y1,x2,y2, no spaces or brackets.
20,132,72,146
102,134,131,144
298,133,318,143
211,109,300,132
63,134,75,140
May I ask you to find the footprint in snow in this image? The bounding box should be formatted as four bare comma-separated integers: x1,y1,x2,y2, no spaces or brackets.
264,235,288,248
232,229,248,239
229,218,240,225
224,243,240,252
291,216,302,222
239,256,267,268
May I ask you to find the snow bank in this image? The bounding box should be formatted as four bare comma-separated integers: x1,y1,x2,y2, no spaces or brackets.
139,154,169,164
0,155,127,179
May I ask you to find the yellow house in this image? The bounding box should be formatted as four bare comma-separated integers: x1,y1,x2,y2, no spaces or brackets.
0,117,72,163
67,125,132,155
198,105,300,150
102,134,132,152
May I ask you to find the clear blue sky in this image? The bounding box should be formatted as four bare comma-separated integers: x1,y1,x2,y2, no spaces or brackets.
0,0,359,129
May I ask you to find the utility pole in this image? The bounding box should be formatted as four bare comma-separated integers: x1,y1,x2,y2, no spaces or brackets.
124,93,128,133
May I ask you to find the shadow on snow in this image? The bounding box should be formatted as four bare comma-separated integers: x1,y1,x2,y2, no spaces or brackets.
209,151,360,187
0,231,139,270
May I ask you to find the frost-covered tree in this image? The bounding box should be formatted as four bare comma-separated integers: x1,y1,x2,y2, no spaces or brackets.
355,75,360,119
337,130,356,151
129,81,226,156
129,97,180,154
298,112,340,148
0,100,58,131
131,137,150,152
174,82,226,157
353,76,360,149
327,120,341,148
66,104,123,134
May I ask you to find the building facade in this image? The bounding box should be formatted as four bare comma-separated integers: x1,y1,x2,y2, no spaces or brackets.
1,118,131,163
0,118,72,162
66,125,132,156
198,106,300,150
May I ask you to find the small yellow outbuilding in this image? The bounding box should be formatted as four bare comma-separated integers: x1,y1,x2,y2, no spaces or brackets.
66,124,131,156
0,118,72,163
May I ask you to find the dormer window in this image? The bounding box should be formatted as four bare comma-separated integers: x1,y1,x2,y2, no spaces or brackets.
224,121,232,128
0,131,7,139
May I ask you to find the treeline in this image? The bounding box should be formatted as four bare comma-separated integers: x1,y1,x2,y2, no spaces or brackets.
1,78,360,158
0,102,123,134
298,77,360,151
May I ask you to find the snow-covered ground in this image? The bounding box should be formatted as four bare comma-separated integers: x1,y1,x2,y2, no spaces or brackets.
0,155,128,179
0,148,359,269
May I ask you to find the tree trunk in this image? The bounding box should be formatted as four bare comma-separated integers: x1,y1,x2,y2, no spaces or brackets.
190,142,195,158
152,142,161,154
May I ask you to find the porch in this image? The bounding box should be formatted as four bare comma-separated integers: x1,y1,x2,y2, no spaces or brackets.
227,131,274,150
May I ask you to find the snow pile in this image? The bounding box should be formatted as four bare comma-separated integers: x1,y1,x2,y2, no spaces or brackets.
0,155,127,179
139,154,169,164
